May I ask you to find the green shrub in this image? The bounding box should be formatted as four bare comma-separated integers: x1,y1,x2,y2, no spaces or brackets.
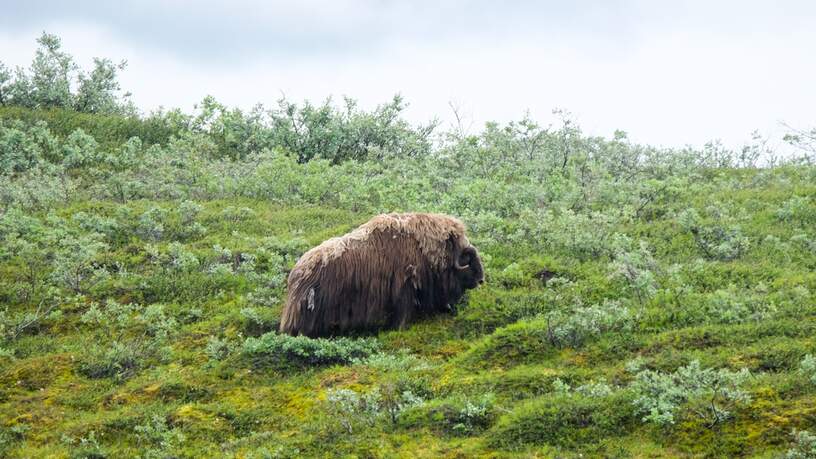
776,196,815,224
322,386,424,434
76,340,150,380
629,360,751,426
238,306,278,336
398,393,495,435
241,333,380,367
133,414,186,459
323,388,384,434
351,350,432,372
702,285,777,325
786,429,816,459
545,300,635,348
609,241,660,304
205,335,232,361
552,378,615,398
0,425,29,457
799,354,816,385
678,207,750,261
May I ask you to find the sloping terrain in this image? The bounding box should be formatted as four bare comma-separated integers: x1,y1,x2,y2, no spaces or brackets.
2,107,816,458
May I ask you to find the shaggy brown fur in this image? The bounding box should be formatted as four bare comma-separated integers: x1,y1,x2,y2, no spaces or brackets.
279,213,484,337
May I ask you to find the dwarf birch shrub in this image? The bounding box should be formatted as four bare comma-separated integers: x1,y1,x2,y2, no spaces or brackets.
137,207,168,241
239,306,278,335
77,340,150,380
71,211,120,241
141,303,178,340
540,209,630,260
51,232,109,294
324,388,383,434
167,242,199,272
76,298,175,381
174,200,206,239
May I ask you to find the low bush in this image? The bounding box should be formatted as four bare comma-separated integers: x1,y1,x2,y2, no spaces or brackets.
322,386,424,434
76,340,160,380
488,391,636,449
629,359,751,427
398,393,495,435
241,332,380,367
545,300,636,348
678,207,750,261
786,429,816,459
798,354,816,385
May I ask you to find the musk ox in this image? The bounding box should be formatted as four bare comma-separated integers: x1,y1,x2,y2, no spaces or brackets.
279,212,484,337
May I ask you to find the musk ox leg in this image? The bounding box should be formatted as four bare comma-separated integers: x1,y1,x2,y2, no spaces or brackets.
280,284,328,337
388,265,420,330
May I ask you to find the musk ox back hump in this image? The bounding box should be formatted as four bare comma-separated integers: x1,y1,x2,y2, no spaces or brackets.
279,212,474,337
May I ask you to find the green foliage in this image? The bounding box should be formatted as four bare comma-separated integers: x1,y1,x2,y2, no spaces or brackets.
205,335,232,361
398,393,495,435
678,206,750,261
0,105,179,149
777,196,815,224
786,430,816,459
76,340,152,380
551,378,615,398
630,360,752,427
133,414,186,459
323,386,424,434
242,333,380,367
1,32,133,115
488,391,636,449
264,95,437,163
799,354,816,385
545,300,636,348
609,241,660,304
1,74,816,456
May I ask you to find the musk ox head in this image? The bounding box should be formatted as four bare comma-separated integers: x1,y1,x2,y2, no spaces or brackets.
279,212,484,337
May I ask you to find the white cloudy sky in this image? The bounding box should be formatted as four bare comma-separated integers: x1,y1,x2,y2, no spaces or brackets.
1,0,814,150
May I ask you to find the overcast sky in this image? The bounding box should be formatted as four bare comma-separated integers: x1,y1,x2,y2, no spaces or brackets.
1,0,814,150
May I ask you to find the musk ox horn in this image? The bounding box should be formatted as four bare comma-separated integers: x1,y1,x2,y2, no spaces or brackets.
454,245,476,270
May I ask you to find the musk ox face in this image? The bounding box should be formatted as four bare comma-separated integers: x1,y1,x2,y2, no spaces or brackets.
454,245,484,290
279,213,484,337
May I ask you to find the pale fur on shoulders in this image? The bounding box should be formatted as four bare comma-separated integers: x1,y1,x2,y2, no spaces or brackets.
295,212,468,272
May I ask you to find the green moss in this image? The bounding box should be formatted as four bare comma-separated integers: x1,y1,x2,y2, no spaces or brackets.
488,392,637,450
455,317,556,370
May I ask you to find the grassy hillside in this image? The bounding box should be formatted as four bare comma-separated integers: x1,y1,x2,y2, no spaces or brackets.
2,106,816,458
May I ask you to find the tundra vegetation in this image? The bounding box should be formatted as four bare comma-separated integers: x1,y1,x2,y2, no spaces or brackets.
2,33,816,458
